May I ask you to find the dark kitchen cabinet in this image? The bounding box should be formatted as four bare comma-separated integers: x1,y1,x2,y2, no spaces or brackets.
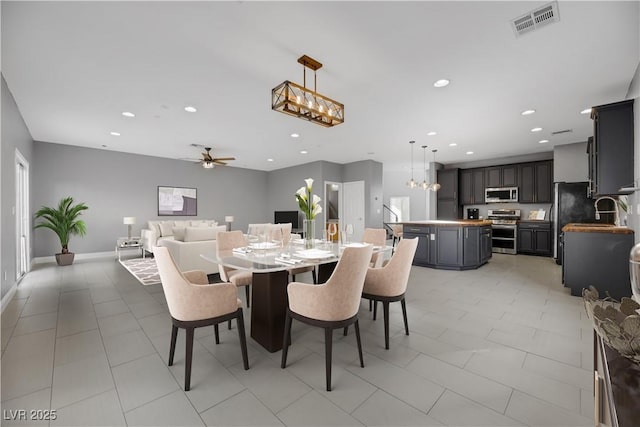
460,168,485,205
403,225,432,265
517,221,551,256
437,168,461,219
589,99,634,196
480,226,492,263
404,224,490,270
563,229,634,299
485,165,518,188
518,160,553,203
462,226,480,267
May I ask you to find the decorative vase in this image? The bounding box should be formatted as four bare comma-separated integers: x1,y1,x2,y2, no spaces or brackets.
303,219,315,249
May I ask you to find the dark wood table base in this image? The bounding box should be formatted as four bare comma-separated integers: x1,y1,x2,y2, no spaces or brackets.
249,262,337,353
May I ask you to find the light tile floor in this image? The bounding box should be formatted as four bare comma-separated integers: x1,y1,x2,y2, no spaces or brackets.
1,253,595,426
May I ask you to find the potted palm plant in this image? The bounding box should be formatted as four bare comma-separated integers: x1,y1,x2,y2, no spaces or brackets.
34,196,89,266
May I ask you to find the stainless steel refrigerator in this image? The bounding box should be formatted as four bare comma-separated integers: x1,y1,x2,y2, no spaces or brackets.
552,182,595,265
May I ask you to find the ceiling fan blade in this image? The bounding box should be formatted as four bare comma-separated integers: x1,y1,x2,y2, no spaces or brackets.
213,160,228,165
212,157,236,161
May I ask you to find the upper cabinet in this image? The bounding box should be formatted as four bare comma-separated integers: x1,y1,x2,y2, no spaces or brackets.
437,168,461,219
485,164,518,188
589,100,634,196
518,160,553,203
460,168,485,205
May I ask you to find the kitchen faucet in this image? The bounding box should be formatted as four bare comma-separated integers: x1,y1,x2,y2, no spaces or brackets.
594,196,620,226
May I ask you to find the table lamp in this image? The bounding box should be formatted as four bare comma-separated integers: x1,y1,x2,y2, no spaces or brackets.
225,216,234,231
123,217,136,240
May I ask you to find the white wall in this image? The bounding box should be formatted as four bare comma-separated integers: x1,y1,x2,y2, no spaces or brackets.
553,142,588,183
625,61,640,240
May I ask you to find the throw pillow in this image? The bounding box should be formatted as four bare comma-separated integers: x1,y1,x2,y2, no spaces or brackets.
174,220,188,228
172,227,186,241
159,222,174,237
183,225,226,242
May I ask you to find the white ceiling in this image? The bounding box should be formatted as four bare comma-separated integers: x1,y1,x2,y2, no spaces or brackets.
3,1,639,172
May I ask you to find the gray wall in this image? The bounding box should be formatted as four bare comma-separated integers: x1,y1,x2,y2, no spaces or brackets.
1,75,34,300
553,142,588,183
266,159,384,238
32,142,268,257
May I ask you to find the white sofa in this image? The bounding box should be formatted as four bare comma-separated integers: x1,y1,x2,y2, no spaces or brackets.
141,220,226,274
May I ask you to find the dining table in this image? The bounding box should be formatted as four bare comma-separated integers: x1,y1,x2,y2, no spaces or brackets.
202,240,391,353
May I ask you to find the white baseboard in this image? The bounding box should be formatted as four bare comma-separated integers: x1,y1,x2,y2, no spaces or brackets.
1,282,18,313
33,251,115,264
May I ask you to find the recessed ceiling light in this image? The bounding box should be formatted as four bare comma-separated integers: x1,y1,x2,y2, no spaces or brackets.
466,151,474,155
110,131,121,136
580,108,592,115
300,150,308,154
531,127,543,132
433,79,450,88
122,111,135,118
184,106,197,113
427,131,437,136
521,109,536,116
449,143,457,147
539,139,549,144
291,133,300,138
267,158,274,162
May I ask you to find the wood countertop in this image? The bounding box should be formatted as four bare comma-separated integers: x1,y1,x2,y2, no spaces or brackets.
402,220,493,227
562,223,634,234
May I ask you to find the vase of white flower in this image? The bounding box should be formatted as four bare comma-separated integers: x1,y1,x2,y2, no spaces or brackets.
295,178,322,249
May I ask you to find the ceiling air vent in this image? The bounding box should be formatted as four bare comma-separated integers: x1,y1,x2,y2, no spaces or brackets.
511,1,560,38
551,129,573,136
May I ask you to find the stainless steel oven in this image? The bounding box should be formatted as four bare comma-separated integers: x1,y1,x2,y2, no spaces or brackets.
488,209,521,255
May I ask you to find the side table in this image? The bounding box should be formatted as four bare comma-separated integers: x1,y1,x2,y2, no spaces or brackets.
116,237,144,261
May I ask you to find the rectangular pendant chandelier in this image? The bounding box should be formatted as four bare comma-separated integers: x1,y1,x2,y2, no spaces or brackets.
271,55,344,127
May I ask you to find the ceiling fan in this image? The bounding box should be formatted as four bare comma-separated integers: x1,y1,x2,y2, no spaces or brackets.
185,144,236,169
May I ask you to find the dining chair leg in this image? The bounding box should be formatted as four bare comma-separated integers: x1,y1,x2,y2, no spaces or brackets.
214,323,220,344
401,298,409,336
168,324,178,366
228,319,232,330
245,286,250,308
369,299,373,312
312,268,317,284
236,309,249,370
281,311,293,368
373,300,378,320
343,326,348,336
185,327,195,391
383,301,390,350
354,320,364,368
324,327,333,392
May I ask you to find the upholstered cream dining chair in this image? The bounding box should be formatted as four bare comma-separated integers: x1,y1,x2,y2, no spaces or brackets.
276,222,317,283
362,228,387,268
362,237,418,349
216,230,253,308
281,244,373,391
153,246,249,391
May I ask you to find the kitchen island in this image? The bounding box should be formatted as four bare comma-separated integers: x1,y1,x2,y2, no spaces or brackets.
402,220,493,270
562,223,634,299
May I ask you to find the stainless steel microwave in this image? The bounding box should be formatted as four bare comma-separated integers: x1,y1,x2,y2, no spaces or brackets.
485,187,518,203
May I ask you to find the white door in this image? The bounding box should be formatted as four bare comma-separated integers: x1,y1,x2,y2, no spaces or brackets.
15,150,30,280
342,181,365,242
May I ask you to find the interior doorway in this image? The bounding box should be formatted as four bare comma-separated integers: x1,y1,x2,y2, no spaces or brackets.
15,150,30,280
324,181,342,241
389,196,410,222
342,181,365,242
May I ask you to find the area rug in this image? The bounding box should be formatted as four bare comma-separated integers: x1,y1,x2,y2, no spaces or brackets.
119,258,223,286
119,258,161,286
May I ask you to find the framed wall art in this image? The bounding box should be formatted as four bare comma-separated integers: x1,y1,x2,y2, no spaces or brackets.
158,186,197,216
